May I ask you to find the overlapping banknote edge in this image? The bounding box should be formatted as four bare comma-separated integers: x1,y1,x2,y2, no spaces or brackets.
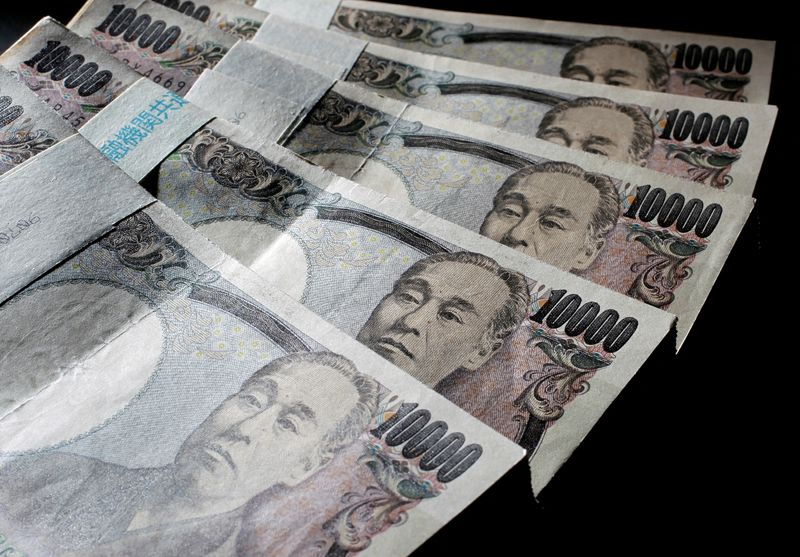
0,134,524,557
61,75,678,495
253,0,775,103
246,19,776,198
186,48,754,350
0,0,776,524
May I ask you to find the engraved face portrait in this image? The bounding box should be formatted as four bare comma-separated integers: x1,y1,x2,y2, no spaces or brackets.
536,96,655,165
174,352,379,509
479,162,620,272
560,36,670,91
356,251,530,389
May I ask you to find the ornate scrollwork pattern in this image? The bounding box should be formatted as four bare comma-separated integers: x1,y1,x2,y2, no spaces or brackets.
180,128,319,217
332,7,473,47
625,223,706,307
0,129,58,167
665,143,740,189
347,52,455,98
307,91,423,148
681,72,750,102
519,329,612,421
307,92,394,147
160,41,228,74
216,17,261,40
100,211,218,290
322,446,439,554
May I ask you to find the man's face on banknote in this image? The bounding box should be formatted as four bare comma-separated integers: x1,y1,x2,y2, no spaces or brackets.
479,170,603,271
536,104,637,162
356,257,513,388
561,43,655,90
174,358,360,505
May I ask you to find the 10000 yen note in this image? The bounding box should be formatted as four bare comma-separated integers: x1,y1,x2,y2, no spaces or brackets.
0,135,522,557
146,116,674,493
240,34,775,196
152,0,267,39
0,17,141,128
0,67,74,175
259,0,775,103
187,64,748,347
68,0,237,95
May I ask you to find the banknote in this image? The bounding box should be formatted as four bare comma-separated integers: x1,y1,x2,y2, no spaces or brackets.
78,77,213,180
138,114,674,494
151,0,266,39
197,70,743,348
0,17,142,127
68,0,237,94
0,135,522,556
242,30,775,196
185,69,304,142
259,0,775,103
0,67,74,175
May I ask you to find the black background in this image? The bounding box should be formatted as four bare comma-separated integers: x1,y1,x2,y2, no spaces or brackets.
2,1,785,551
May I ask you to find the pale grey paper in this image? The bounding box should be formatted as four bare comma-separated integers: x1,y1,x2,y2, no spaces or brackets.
186,69,304,141
79,78,213,181
213,42,334,110
0,68,75,175
252,41,349,80
254,0,341,28
0,135,153,312
254,14,366,76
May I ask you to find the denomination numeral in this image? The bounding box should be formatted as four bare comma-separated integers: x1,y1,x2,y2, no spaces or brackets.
624,185,722,238
659,109,748,149
0,96,24,128
153,0,211,22
370,402,483,483
531,290,638,352
673,43,752,74
23,40,113,96
95,5,181,54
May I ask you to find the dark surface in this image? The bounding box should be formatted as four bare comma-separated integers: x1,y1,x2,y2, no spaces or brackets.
2,1,783,551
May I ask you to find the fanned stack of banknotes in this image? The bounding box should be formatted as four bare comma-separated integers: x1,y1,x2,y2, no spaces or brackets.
0,0,775,554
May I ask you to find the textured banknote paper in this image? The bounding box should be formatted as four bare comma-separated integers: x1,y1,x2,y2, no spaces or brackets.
68,0,237,95
253,13,366,76
152,118,674,493
0,140,522,556
152,0,266,39
79,77,212,180
272,82,750,347
246,22,775,196
0,135,152,303
255,0,341,28
0,17,142,127
213,42,335,112
288,0,774,103
185,69,304,141
0,68,75,175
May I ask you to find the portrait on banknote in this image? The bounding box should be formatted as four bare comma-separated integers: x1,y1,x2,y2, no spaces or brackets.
356,251,530,388
0,206,490,555
535,97,655,165
478,161,620,270
559,37,670,91
155,124,652,459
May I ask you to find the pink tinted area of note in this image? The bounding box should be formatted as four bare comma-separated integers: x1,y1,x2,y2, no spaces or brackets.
14,63,128,127
87,29,227,96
